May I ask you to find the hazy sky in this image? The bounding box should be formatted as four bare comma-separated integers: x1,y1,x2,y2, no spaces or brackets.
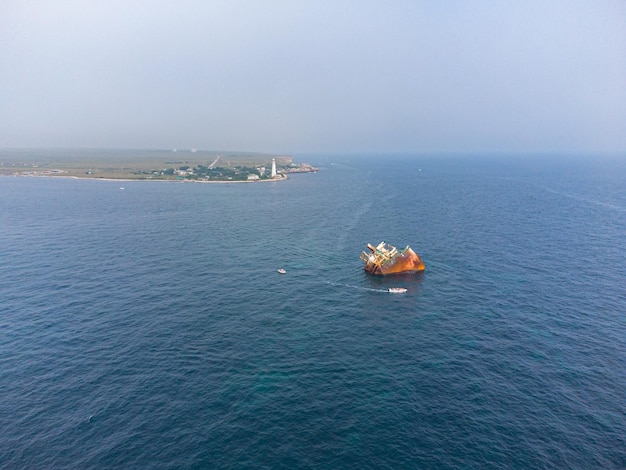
2,1,625,154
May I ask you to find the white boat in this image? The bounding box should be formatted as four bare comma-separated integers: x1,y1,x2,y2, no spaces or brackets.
277,268,286,274
388,287,407,294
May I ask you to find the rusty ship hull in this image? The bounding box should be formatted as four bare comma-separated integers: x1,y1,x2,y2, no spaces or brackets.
361,242,425,275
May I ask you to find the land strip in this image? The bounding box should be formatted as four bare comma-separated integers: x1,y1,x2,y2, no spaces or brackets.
0,148,317,181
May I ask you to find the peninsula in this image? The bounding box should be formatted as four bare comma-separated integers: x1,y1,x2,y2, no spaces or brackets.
0,148,317,182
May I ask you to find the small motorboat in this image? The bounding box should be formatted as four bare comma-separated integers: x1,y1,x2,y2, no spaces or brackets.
388,287,407,294
277,268,286,274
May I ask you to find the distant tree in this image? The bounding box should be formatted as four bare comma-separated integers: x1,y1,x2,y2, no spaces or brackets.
163,168,175,175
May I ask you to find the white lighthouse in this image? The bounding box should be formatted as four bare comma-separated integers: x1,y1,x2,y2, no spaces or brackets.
271,158,277,178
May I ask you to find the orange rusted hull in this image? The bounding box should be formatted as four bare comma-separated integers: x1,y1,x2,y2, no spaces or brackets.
361,242,425,276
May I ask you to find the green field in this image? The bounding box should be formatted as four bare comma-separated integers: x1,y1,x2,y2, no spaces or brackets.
0,148,294,180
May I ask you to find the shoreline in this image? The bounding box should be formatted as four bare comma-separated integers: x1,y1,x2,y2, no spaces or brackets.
0,148,319,182
3,173,291,183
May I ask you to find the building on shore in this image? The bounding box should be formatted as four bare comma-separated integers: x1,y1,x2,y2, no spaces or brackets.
271,158,277,178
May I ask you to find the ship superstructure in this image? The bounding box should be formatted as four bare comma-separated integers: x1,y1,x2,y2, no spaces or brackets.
360,241,425,275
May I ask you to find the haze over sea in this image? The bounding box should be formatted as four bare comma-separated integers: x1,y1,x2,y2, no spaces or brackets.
1,154,625,469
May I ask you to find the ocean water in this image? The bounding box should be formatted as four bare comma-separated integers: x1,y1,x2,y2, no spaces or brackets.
1,154,625,469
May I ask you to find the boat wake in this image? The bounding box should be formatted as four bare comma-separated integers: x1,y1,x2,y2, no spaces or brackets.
538,184,625,212
325,281,391,293
330,162,361,171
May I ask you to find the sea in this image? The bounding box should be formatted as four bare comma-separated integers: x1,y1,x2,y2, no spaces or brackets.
1,154,625,469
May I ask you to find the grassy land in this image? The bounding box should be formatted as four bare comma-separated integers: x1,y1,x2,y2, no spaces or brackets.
0,148,294,180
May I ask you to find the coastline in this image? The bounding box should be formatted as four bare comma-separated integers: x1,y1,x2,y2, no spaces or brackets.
0,149,317,182
4,173,290,183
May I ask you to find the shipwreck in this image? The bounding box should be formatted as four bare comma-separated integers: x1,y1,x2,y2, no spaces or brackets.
360,241,425,275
